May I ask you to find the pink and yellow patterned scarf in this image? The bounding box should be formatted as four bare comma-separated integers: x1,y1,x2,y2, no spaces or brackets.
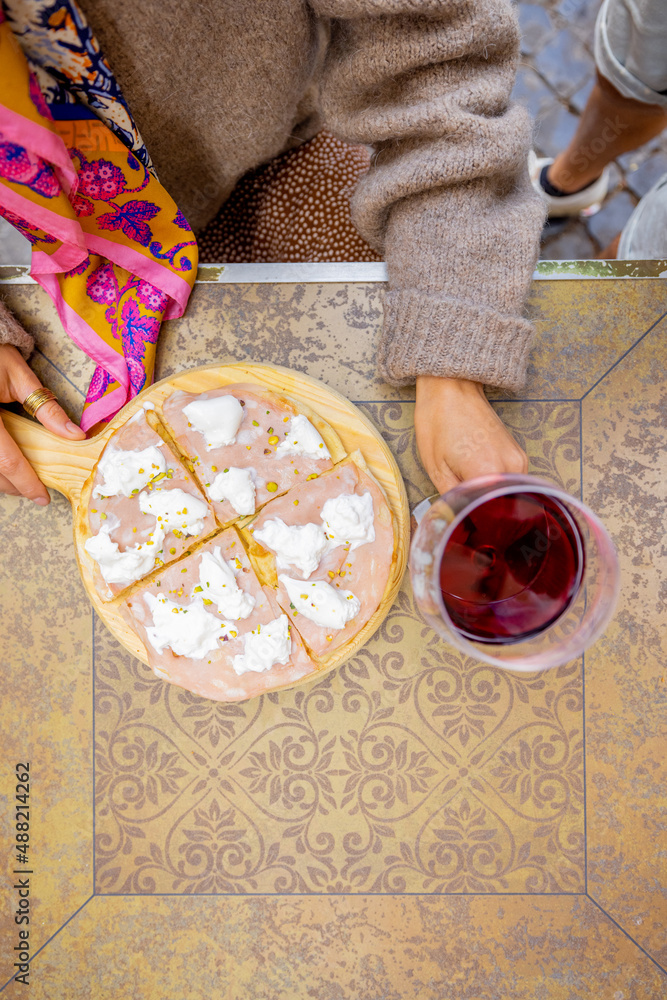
0,0,198,431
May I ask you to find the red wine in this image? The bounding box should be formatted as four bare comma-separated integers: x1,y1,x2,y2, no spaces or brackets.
439,492,584,644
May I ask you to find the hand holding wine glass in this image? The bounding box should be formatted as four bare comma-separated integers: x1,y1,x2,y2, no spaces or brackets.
410,475,619,672
414,376,528,493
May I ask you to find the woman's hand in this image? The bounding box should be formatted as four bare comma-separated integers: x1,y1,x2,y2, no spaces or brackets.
0,343,86,504
415,375,528,495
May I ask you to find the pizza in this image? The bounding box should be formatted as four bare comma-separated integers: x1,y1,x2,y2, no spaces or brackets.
83,382,396,701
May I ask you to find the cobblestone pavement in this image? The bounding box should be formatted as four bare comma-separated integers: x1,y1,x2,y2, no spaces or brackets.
514,0,667,259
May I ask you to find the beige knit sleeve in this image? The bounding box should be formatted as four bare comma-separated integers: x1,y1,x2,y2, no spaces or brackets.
0,296,34,360
312,0,546,392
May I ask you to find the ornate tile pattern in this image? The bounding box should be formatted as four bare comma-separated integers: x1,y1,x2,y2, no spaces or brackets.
93,614,585,896
1,277,666,995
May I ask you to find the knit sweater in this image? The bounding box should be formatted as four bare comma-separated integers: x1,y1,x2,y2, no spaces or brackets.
0,0,545,390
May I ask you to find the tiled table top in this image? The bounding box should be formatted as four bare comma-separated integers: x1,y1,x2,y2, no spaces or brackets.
0,274,665,998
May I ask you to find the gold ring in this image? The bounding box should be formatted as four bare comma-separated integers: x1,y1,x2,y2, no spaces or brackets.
22,387,58,419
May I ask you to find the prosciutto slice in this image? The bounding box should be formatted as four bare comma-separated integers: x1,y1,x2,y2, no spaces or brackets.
85,408,218,600
244,459,395,659
123,528,317,702
161,384,335,524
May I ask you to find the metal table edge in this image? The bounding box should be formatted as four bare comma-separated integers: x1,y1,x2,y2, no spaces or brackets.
1,260,667,285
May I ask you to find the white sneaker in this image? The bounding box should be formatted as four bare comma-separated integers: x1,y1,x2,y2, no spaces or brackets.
529,153,610,218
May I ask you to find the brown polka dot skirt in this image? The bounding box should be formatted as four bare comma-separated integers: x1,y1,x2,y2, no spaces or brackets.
197,130,382,263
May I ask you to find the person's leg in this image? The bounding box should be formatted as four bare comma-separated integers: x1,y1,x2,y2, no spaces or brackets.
547,70,667,194
597,233,621,259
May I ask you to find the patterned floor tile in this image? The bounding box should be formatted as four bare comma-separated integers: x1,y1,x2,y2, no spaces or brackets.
0,490,93,976
156,281,397,403
520,279,667,399
582,323,667,968
93,589,587,896
17,895,667,1000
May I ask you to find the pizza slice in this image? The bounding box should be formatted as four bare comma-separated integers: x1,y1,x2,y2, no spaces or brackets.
240,452,395,660
122,528,316,702
79,406,218,600
160,383,346,524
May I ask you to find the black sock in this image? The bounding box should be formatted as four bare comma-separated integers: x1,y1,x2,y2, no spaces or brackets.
539,164,599,197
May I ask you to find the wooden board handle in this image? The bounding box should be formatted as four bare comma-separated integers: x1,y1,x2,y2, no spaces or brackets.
0,409,103,501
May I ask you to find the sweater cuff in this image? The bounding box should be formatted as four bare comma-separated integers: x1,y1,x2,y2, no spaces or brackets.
0,298,34,360
379,289,535,393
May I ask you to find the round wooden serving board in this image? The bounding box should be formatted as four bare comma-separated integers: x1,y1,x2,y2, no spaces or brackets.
2,362,409,693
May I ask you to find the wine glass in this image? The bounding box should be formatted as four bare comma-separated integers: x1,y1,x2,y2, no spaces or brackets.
410,474,620,672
